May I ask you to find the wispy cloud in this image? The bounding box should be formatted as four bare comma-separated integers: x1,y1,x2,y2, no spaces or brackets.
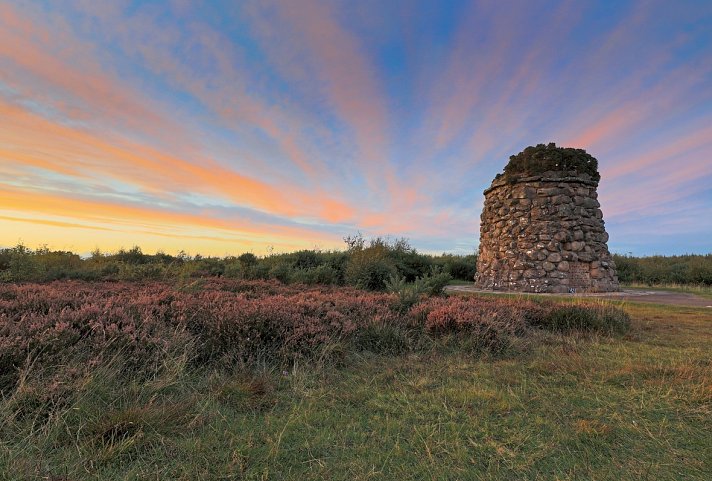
0,0,710,254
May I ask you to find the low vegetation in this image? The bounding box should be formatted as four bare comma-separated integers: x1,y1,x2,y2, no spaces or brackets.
613,253,712,286
0,279,628,392
1,239,710,479
1,277,709,479
0,236,476,288
3,241,711,289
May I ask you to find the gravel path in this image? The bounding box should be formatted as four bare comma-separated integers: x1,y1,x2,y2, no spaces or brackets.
445,285,712,308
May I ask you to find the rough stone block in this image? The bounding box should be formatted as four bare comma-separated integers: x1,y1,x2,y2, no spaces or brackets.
570,241,584,252
547,252,562,263
537,187,561,196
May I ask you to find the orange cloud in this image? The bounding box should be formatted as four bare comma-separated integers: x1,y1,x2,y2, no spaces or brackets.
0,215,116,232
0,186,342,248
0,98,355,224
0,1,337,194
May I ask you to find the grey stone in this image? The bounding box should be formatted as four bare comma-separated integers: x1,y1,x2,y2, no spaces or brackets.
547,252,562,263
570,241,584,252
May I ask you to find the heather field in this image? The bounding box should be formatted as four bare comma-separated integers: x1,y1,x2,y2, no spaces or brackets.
0,279,709,480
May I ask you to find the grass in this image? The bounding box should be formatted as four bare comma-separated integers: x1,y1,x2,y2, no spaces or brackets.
1,303,710,480
623,283,712,300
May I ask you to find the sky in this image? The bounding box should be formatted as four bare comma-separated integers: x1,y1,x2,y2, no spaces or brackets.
1,0,710,257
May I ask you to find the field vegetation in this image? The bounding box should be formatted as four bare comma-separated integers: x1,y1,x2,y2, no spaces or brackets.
0,236,475,289
613,253,712,286
0,277,709,479
1,240,711,479
0,277,648,479
2,240,711,289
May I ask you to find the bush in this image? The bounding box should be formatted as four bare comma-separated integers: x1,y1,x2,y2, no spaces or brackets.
2,243,709,289
114,246,149,265
269,263,293,283
345,245,397,291
192,257,225,277
0,245,42,282
386,269,452,313
291,265,339,285
223,261,243,279
237,253,258,269
385,274,424,312
242,263,270,280
420,270,452,296
390,249,431,282
292,250,322,270
445,256,477,281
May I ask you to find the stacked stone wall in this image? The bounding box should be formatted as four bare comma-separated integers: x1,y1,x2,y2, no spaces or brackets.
474,174,619,293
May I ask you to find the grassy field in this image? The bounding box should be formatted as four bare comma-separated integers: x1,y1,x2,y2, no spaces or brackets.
1,291,710,480
624,283,712,300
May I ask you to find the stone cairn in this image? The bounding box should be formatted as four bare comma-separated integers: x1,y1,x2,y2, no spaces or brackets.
474,143,619,293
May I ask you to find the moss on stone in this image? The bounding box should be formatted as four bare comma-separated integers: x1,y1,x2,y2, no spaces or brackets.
497,143,600,182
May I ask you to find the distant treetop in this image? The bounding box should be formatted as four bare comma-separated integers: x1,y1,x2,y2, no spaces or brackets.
497,143,600,182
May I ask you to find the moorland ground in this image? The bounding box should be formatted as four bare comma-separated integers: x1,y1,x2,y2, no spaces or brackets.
0,279,710,481
446,284,712,308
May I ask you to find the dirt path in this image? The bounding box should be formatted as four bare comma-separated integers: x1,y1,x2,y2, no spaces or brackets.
445,285,712,308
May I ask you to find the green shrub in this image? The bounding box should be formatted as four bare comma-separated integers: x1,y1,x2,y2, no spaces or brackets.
2,241,707,289
385,274,424,312
100,262,121,278
7,251,42,282
238,253,258,269
223,261,243,279
192,257,225,277
385,269,452,313
269,263,293,283
116,263,169,281
345,246,397,291
292,250,322,270
445,256,477,280
115,246,149,265
420,270,452,296
390,249,431,281
324,252,348,284
290,265,339,285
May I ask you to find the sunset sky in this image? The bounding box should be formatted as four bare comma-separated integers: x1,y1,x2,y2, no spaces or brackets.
1,0,710,256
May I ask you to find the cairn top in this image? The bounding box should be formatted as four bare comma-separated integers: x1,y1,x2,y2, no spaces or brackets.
495,143,600,183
